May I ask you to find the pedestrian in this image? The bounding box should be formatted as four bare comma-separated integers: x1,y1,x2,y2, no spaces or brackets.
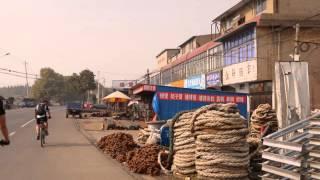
0,96,10,146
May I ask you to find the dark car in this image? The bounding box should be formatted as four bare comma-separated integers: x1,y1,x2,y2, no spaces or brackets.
66,102,82,118
92,104,108,110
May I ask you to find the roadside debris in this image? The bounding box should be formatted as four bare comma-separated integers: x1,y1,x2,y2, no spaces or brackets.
97,133,138,162
126,144,162,176
137,128,151,144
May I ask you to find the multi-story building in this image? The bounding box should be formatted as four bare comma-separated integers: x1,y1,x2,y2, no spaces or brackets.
161,41,222,88
178,34,213,56
156,49,180,69
212,0,320,109
137,0,320,111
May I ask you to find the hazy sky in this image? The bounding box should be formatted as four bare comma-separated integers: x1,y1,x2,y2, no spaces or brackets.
0,0,239,87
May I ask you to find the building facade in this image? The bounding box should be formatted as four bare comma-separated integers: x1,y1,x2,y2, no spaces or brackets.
156,49,180,69
212,0,320,110
137,0,320,112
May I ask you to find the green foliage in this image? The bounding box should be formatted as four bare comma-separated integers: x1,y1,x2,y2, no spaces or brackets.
32,68,64,102
79,69,96,93
32,68,96,103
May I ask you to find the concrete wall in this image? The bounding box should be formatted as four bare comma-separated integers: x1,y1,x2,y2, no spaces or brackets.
157,49,180,69
256,27,276,81
180,35,212,55
257,26,320,109
157,51,169,69
220,0,276,34
278,0,320,17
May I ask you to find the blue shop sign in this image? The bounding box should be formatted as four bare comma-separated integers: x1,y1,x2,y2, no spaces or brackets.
206,71,221,87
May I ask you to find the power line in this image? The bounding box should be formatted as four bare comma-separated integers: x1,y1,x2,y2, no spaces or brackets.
0,71,38,80
101,71,141,76
0,67,38,77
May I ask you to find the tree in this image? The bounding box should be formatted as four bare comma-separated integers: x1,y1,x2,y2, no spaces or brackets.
79,69,96,101
32,68,96,103
32,68,64,102
63,73,82,102
79,69,96,93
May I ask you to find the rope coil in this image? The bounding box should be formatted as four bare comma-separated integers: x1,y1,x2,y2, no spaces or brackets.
191,103,250,179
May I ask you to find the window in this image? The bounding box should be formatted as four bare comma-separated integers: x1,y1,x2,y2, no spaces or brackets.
256,0,267,14
239,84,245,90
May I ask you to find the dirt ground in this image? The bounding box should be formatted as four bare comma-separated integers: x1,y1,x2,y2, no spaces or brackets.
79,118,171,180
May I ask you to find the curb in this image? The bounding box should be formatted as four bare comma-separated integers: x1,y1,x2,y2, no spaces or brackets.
73,118,162,180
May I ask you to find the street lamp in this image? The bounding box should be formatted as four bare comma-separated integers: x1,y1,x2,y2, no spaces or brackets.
0,52,10,58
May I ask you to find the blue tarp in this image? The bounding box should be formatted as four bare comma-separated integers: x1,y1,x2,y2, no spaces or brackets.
152,86,248,120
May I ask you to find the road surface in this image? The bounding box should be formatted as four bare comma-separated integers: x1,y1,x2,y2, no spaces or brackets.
0,107,134,180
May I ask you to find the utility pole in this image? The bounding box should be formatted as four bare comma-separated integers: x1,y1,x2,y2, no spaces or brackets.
146,69,150,84
102,78,106,101
294,23,300,61
24,61,29,97
97,71,100,104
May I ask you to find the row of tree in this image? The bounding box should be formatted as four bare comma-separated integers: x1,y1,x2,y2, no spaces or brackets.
0,86,29,97
32,68,97,103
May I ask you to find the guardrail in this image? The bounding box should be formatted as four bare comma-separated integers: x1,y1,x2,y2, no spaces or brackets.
262,112,320,180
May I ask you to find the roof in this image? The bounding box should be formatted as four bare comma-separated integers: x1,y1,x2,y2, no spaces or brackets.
178,36,197,48
156,49,180,58
161,41,221,71
213,0,251,22
214,16,260,41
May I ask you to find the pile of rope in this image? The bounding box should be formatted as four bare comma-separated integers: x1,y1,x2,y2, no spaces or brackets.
249,103,278,140
247,104,278,179
171,111,197,177
191,103,249,180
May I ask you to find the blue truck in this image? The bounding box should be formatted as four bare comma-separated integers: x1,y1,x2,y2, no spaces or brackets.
65,102,83,118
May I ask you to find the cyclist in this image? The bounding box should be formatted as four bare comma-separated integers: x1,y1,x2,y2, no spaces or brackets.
35,99,51,140
0,96,10,146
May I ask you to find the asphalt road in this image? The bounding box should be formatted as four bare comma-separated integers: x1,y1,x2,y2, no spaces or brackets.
0,107,134,180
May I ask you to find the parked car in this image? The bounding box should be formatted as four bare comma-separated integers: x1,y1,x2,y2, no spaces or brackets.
66,102,83,118
92,104,108,110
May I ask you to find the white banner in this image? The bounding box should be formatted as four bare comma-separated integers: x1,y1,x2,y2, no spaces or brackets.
112,80,137,89
222,60,257,85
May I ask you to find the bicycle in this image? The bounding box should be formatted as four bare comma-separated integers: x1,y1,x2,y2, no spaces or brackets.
37,117,47,147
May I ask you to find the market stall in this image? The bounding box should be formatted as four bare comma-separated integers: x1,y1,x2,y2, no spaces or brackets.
102,91,131,117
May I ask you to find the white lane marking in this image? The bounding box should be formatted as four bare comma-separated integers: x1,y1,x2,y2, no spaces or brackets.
9,131,16,136
21,119,35,128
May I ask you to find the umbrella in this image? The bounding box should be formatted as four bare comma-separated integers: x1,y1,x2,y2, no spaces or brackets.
128,100,139,107
102,91,131,103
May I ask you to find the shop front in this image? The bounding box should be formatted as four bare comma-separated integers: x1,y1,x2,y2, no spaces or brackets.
184,74,206,89
168,80,185,88
206,70,222,90
132,84,157,121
